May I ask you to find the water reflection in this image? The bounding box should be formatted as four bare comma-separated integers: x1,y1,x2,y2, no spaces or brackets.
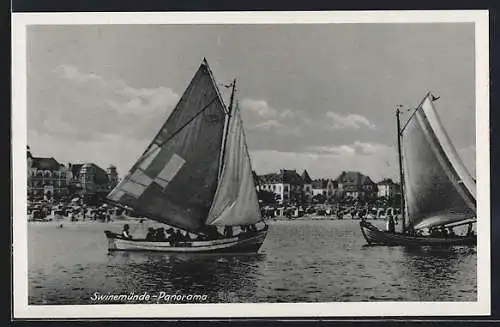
106,251,266,302
28,220,477,304
399,246,476,301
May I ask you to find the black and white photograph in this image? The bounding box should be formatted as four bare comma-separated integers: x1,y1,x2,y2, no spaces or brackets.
12,11,490,318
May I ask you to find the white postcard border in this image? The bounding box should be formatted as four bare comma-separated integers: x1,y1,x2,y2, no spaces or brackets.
12,10,490,318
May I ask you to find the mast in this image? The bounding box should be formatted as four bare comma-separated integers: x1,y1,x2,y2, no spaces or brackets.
396,105,406,234
219,79,236,173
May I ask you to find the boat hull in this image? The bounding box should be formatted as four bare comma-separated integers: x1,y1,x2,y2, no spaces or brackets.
360,221,476,246
105,230,268,253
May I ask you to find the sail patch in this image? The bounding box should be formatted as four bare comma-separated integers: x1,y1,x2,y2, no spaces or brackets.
155,153,186,189
139,145,161,171
109,189,125,202
121,170,154,198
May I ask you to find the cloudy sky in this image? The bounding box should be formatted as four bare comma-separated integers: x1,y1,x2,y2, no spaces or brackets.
27,23,476,181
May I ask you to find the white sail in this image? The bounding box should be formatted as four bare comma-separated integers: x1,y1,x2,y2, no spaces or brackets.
205,101,262,226
402,93,476,230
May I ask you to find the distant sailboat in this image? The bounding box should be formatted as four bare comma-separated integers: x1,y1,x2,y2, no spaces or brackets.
104,59,268,252
360,92,477,246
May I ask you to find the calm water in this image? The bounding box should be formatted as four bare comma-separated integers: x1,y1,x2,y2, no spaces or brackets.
28,219,477,304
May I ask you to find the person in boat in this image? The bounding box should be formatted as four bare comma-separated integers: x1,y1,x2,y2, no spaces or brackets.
175,229,183,241
243,224,257,235
224,226,233,238
195,233,208,241
439,227,448,238
184,231,191,241
466,223,474,237
122,224,132,239
447,227,456,238
386,215,395,233
168,229,178,245
157,228,167,241
166,228,175,244
165,227,173,239
199,225,221,239
146,228,156,241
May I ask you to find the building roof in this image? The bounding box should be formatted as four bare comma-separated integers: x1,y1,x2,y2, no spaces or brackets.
30,157,64,171
377,178,395,185
93,164,110,184
69,163,83,178
69,162,110,184
257,169,304,185
301,170,313,184
282,169,303,185
311,179,329,189
335,171,376,191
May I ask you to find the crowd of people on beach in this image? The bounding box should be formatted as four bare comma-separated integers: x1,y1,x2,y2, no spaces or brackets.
261,204,401,221
28,198,125,223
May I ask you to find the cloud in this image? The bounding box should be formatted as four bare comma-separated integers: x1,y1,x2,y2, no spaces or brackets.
240,99,278,118
308,141,394,156
53,64,106,85
27,129,147,178
253,119,283,130
251,119,303,136
280,109,296,119
325,111,375,129
352,141,393,155
308,145,356,156
303,117,313,125
30,64,180,142
250,145,399,182
238,98,304,138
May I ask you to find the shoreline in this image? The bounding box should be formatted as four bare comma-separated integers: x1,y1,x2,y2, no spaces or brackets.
28,216,144,225
28,215,387,224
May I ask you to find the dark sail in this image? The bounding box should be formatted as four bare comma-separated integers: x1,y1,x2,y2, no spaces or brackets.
107,60,227,232
401,94,476,230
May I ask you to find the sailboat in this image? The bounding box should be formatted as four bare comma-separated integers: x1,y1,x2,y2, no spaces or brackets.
360,92,477,246
104,59,268,253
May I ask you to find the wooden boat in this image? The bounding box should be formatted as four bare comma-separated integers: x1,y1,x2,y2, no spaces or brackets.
360,92,477,246
104,59,268,253
105,229,267,253
360,220,476,246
